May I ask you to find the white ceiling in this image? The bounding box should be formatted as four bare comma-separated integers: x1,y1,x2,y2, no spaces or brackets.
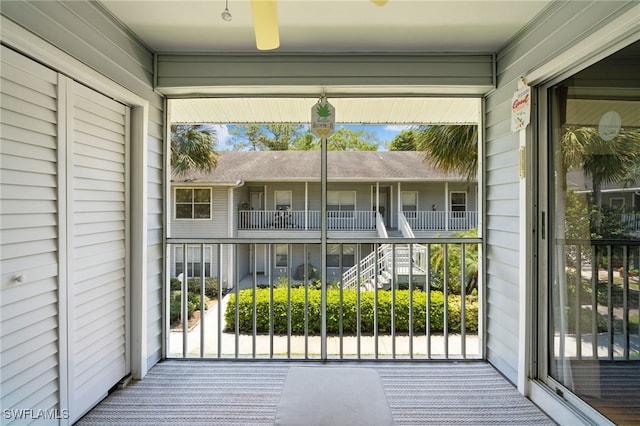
99,0,551,124
170,97,481,124
99,0,552,54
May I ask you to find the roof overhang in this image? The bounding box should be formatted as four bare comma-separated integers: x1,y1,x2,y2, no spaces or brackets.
170,97,481,124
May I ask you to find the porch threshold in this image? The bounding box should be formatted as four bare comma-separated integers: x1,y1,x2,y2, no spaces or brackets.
77,360,556,425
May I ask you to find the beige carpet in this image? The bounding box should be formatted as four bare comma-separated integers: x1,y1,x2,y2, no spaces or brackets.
275,367,394,426
77,361,556,425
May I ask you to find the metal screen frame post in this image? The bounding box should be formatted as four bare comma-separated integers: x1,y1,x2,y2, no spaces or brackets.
321,137,327,359
199,243,206,357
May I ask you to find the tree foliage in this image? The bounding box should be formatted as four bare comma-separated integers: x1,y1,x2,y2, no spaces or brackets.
415,125,478,180
388,129,419,151
170,124,219,176
229,124,380,151
560,126,640,233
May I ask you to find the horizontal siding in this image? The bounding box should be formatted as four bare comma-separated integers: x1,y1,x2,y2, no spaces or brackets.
0,46,60,421
156,54,494,93
0,0,153,95
484,1,639,384
170,187,229,238
2,1,166,371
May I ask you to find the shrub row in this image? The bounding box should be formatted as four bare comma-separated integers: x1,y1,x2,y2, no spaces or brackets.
169,290,209,326
170,277,224,299
224,288,478,334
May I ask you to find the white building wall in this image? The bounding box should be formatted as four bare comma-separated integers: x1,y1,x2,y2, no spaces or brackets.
485,1,639,384
0,0,164,401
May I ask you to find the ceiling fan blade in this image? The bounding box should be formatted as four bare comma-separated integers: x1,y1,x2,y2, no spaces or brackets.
370,0,388,6
251,0,279,50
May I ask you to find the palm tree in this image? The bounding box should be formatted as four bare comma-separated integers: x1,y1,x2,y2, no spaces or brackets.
560,126,640,234
170,124,219,176
415,125,478,180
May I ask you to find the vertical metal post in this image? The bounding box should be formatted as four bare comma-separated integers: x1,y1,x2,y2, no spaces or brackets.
252,248,257,359
575,244,582,360
287,244,292,358
339,243,344,358
591,245,598,359
234,244,240,358
444,244,449,358
356,244,362,359
461,243,466,358
607,245,613,360
321,136,327,359
217,244,222,358
409,244,414,358
181,243,188,358
622,245,629,360
304,244,309,359
269,244,274,358
200,243,206,358
374,243,379,358
391,243,396,358
426,244,431,358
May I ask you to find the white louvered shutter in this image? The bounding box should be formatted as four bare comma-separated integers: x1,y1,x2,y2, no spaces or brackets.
67,81,129,422
0,45,62,423
1,46,131,425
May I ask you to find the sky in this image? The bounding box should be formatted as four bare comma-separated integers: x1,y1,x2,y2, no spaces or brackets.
207,124,412,151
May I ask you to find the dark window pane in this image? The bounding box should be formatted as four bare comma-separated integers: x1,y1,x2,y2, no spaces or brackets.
176,189,193,203
193,189,210,203
176,204,193,218
194,204,211,218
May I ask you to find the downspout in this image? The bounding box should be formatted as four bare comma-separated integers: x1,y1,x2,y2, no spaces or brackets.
228,180,245,289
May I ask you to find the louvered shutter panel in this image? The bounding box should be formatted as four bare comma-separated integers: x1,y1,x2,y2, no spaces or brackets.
68,82,129,421
0,46,62,421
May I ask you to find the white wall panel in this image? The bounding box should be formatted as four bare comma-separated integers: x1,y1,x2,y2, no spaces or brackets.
68,82,129,422
484,1,639,384
0,45,61,424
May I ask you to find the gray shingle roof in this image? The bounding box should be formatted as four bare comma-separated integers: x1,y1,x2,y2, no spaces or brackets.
172,151,469,183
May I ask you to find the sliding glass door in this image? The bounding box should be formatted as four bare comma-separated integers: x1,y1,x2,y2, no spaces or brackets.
543,40,639,425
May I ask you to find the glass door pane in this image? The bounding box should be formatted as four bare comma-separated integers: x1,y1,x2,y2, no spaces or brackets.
547,40,640,425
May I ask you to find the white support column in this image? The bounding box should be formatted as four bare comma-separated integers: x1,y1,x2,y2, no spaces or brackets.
305,181,308,230
445,182,449,231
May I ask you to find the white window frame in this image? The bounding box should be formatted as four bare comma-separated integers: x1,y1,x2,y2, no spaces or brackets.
275,244,288,267
175,245,213,278
328,191,356,211
274,190,292,210
450,191,467,212
610,197,625,208
402,191,418,212
175,187,212,220
327,244,356,268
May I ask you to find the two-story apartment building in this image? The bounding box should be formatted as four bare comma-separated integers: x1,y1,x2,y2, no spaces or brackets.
170,150,477,286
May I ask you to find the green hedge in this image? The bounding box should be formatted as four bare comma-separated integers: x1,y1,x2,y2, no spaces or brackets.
225,288,478,334
170,290,209,326
170,277,224,299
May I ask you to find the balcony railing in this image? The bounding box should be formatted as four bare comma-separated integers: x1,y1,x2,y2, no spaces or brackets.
238,209,478,232
166,237,482,360
556,239,640,361
238,210,375,231
622,213,640,234
404,210,477,231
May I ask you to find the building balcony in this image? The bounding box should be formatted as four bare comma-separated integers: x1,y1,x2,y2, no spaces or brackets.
238,209,478,234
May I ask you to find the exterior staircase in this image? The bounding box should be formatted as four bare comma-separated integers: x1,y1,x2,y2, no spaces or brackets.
341,242,426,290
